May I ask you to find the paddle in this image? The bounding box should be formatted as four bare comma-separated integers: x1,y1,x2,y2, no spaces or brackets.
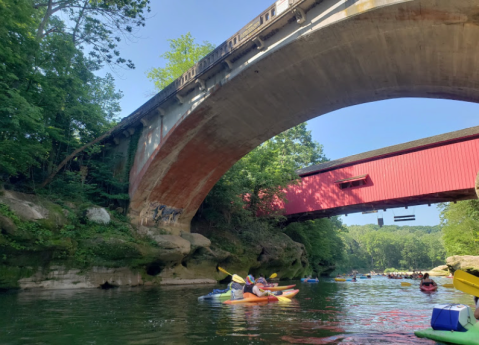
402,281,451,288
269,273,277,279
218,267,246,284
453,270,479,297
258,287,291,303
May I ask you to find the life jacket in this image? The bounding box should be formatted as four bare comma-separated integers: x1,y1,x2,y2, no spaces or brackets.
228,282,242,290
243,284,254,294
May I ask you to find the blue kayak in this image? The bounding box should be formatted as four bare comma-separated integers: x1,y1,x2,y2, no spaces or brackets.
301,278,319,283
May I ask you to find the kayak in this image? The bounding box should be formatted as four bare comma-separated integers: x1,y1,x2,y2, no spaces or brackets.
301,278,319,283
198,287,293,300
257,284,296,291
223,289,299,305
415,322,479,345
335,278,346,282
198,290,231,300
420,284,438,292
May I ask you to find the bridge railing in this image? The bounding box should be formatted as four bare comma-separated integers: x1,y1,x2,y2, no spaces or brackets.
113,0,311,134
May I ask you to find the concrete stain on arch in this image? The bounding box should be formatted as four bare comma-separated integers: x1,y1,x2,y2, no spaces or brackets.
352,6,469,25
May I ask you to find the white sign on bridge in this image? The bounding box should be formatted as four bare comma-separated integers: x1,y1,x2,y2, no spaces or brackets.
276,0,289,16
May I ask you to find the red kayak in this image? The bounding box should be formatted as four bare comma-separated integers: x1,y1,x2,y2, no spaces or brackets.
420,284,438,292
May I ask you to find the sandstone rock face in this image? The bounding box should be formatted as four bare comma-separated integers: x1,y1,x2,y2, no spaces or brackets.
446,255,479,276
0,190,67,229
151,235,191,255
159,278,216,285
249,233,308,279
428,264,450,276
18,266,144,289
181,231,211,250
86,207,111,224
0,191,49,221
16,266,218,289
0,214,17,235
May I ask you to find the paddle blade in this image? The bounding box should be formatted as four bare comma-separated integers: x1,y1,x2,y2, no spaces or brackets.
218,267,232,276
401,282,412,286
269,273,277,279
276,296,291,303
442,284,454,288
453,270,479,297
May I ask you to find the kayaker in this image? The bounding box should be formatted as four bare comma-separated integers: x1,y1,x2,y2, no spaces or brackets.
243,275,268,297
229,274,245,300
420,273,437,288
475,296,479,319
352,275,357,282
256,274,272,287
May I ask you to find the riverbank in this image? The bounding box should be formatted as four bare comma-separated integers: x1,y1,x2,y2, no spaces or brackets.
0,190,317,290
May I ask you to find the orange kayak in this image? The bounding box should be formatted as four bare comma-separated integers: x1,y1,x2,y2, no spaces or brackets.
223,289,299,304
257,284,296,291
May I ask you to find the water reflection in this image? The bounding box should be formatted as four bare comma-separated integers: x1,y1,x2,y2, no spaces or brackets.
0,276,475,344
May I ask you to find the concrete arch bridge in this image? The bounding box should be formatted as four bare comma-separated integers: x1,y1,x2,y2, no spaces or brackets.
107,0,479,232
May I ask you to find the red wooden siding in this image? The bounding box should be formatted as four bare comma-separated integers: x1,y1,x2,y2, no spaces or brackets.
283,138,479,216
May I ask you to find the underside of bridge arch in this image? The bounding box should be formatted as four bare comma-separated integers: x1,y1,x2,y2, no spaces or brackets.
130,0,479,232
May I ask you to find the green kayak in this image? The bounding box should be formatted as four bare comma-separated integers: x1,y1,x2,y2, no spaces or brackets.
198,290,231,300
415,322,479,345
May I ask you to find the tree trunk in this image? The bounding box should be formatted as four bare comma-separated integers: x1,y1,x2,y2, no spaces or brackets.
40,126,117,188
36,0,53,41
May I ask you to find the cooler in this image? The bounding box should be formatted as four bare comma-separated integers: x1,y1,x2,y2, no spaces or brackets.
431,304,476,332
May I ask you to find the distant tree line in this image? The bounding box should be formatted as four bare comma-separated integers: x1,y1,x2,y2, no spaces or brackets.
338,224,446,272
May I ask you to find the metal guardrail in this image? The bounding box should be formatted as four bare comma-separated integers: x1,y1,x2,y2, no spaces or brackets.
113,0,311,133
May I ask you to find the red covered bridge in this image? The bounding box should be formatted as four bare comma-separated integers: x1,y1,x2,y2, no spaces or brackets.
283,126,479,221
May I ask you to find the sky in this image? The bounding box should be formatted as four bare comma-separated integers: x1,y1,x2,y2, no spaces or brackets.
106,0,479,227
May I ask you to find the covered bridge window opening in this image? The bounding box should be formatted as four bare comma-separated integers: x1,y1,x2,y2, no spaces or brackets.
335,174,368,190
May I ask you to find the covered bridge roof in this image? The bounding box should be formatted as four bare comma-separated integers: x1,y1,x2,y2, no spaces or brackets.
298,125,479,177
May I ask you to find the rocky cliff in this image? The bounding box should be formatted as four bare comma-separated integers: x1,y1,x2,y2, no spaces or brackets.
446,255,479,276
0,191,310,290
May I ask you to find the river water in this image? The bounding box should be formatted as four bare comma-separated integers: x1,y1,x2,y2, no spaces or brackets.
0,276,475,344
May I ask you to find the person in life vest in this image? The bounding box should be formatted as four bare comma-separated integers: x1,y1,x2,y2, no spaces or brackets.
229,274,245,300
256,274,275,287
243,275,268,297
256,274,267,285
420,273,437,288
474,296,479,320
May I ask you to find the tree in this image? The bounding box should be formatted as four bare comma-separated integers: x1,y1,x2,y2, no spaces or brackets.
33,0,151,68
0,0,46,179
284,218,345,275
0,0,144,212
338,224,446,271
441,201,479,256
199,122,327,223
147,32,215,91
